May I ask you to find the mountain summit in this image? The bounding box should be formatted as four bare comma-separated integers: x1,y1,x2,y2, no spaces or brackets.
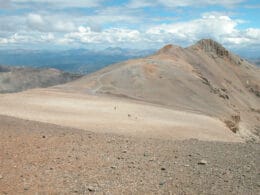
156,44,184,55
193,39,229,57
190,39,245,66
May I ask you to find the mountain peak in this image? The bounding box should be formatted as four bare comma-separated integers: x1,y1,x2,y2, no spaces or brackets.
193,39,229,58
156,44,183,55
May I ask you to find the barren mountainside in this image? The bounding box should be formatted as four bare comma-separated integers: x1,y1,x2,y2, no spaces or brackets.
0,39,259,194
58,39,260,140
0,65,81,93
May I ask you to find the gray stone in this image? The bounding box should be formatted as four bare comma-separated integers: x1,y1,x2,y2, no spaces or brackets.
198,160,208,165
88,186,95,192
159,181,166,186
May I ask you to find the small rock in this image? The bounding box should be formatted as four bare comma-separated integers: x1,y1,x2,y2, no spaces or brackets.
161,167,166,171
143,152,149,157
88,186,95,192
184,164,190,167
198,160,208,165
159,181,166,186
111,166,117,169
0,174,3,179
128,114,131,117
42,135,46,138
122,150,127,153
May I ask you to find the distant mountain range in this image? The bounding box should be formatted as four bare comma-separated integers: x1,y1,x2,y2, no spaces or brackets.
0,48,155,74
250,58,260,66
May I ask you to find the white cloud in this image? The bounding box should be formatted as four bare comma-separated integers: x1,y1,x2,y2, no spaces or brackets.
11,0,103,8
40,33,55,42
62,26,142,44
128,0,245,8
26,13,76,32
0,33,29,44
223,28,260,46
0,15,26,32
0,38,8,44
159,0,245,7
0,32,56,45
244,28,260,39
7,0,245,9
90,6,148,27
127,0,154,8
0,11,259,51
27,13,45,26
56,13,260,49
146,14,239,45
0,0,11,8
144,13,260,49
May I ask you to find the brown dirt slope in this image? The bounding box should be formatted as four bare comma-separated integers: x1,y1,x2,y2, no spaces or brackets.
57,39,260,141
0,115,259,194
0,88,241,142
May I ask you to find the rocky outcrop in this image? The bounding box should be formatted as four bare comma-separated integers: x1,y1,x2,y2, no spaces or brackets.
191,39,245,66
224,115,241,133
194,39,229,58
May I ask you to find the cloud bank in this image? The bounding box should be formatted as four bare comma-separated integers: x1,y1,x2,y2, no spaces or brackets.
0,0,259,53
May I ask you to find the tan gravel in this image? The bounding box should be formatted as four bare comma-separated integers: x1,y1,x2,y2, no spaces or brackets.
0,115,259,194
0,88,242,142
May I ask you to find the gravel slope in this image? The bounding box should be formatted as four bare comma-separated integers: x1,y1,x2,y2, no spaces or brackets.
0,115,259,194
0,89,241,142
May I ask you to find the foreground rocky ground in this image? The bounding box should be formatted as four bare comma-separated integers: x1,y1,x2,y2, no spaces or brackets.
0,115,259,194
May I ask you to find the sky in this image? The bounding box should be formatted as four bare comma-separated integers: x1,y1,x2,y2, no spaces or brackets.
0,0,259,54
